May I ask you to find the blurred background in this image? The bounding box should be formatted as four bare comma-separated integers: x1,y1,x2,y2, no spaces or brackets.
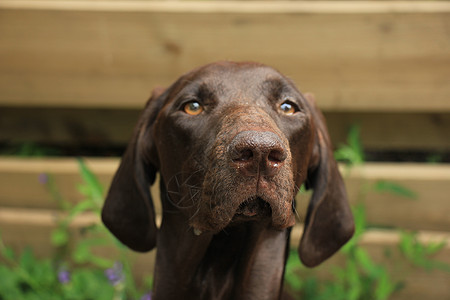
0,1,449,299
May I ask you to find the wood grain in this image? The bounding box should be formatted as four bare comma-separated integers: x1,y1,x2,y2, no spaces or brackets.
0,1,449,111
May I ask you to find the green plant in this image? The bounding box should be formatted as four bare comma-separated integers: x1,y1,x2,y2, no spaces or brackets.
284,125,448,300
48,159,117,269
0,238,116,300
334,125,365,166
330,204,400,300
285,205,401,300
399,231,450,272
0,159,153,300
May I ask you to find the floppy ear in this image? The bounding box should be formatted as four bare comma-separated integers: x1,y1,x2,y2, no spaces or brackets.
298,93,354,267
101,88,165,252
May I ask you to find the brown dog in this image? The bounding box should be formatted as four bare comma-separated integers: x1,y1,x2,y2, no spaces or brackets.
102,62,354,300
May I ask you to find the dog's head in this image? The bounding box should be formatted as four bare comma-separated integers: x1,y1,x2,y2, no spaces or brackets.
102,62,354,267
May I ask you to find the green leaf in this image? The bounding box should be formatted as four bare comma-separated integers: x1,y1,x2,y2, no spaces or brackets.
67,200,96,221
424,240,447,256
77,159,104,206
355,248,377,275
19,248,35,271
142,275,154,290
399,231,415,257
73,243,91,264
340,204,366,253
399,231,450,272
0,236,15,261
89,256,115,269
69,269,114,300
347,125,364,162
72,238,114,268
375,270,395,300
346,260,361,300
352,203,367,238
373,181,417,199
2,247,15,261
334,125,365,166
51,228,69,247
334,146,363,166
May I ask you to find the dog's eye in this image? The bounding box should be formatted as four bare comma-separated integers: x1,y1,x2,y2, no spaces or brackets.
183,101,204,116
279,101,299,115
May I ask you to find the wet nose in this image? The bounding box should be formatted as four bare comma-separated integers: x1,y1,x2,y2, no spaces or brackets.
229,131,287,177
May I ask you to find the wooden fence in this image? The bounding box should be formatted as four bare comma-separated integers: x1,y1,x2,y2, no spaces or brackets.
0,1,449,299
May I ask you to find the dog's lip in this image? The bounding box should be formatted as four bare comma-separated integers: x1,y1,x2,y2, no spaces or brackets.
234,196,272,218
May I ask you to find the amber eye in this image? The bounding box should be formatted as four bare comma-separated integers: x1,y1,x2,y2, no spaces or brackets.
183,101,204,115
279,101,298,115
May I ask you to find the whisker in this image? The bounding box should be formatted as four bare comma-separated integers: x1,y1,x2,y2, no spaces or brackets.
188,206,202,222
292,203,302,222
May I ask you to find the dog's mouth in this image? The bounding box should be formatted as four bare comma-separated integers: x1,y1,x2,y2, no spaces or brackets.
191,193,295,235
233,197,272,221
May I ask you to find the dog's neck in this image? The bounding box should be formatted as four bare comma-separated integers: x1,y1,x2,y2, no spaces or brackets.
152,208,290,300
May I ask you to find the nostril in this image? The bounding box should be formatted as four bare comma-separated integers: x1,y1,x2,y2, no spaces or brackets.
233,149,254,162
268,149,287,163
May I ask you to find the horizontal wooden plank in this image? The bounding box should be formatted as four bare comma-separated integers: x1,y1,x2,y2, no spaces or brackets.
2,206,449,248
2,1,450,14
0,157,130,208
2,108,449,151
0,1,449,111
0,207,99,227
0,158,449,231
0,208,449,300
0,157,164,214
347,164,450,231
1,207,449,249
313,163,450,231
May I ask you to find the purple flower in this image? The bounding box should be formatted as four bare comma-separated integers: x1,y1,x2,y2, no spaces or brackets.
141,292,152,300
105,262,124,286
58,269,70,284
38,173,49,185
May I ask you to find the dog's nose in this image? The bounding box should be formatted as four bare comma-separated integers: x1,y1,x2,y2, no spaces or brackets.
229,131,287,177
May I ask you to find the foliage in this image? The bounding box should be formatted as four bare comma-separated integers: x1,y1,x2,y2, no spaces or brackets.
284,125,448,299
0,159,152,300
285,205,402,300
372,181,417,200
334,125,365,166
0,242,115,300
399,231,450,272
285,205,450,300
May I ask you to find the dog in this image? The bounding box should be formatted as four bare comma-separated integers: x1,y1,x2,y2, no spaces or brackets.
102,61,354,300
